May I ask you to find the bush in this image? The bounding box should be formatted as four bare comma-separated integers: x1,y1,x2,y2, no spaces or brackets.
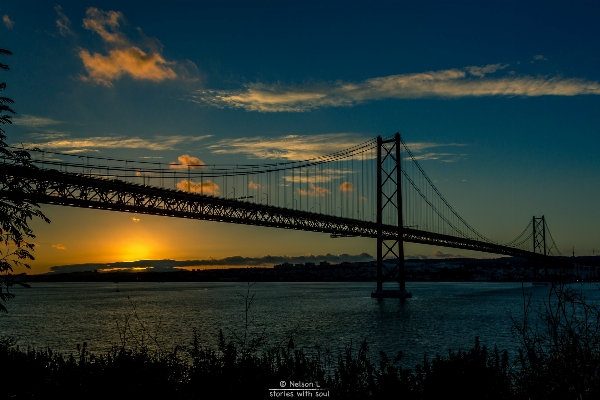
512,281,600,399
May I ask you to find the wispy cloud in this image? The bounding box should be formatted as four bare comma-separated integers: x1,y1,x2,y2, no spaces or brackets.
191,62,600,112
78,7,181,86
13,114,61,128
465,63,508,78
27,132,69,140
2,15,14,29
409,152,466,163
283,168,353,183
55,6,73,36
297,183,331,197
209,133,371,160
131,217,140,222
209,132,465,161
52,244,66,250
22,134,211,152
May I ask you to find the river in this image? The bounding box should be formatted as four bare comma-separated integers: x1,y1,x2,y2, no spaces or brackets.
1,281,598,367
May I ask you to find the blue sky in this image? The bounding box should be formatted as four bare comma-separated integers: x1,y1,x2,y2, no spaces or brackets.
1,1,599,272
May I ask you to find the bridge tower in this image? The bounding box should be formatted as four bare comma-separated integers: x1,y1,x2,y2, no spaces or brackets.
532,215,549,278
371,133,412,299
532,216,547,256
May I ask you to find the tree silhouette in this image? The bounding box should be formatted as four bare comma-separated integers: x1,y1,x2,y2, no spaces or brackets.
0,49,50,313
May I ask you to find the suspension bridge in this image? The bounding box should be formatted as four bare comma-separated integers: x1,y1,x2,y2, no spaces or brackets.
0,133,566,298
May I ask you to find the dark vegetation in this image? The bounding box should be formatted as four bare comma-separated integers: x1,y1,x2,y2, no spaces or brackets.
1,282,600,399
0,48,49,313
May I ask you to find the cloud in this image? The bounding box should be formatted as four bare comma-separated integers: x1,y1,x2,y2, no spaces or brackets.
47,253,375,273
248,181,261,190
82,8,128,45
131,217,140,222
79,47,177,86
409,152,466,162
533,55,548,61
209,132,464,162
2,15,14,29
432,250,464,259
169,154,205,169
176,179,220,196
210,133,372,160
52,244,66,250
284,168,353,184
339,182,354,192
78,7,178,86
465,63,509,78
22,134,211,152
191,63,600,112
27,132,69,140
55,6,73,36
12,114,61,128
297,183,331,197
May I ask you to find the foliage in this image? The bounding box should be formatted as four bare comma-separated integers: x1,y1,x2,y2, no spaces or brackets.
0,48,50,312
512,281,600,399
0,330,516,399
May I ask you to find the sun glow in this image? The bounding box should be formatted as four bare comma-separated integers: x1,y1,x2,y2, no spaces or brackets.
120,242,152,262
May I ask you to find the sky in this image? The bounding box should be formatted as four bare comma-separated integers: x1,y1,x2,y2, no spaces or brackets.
1,1,599,274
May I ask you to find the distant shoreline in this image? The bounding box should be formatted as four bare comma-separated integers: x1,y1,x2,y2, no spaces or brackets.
25,256,600,283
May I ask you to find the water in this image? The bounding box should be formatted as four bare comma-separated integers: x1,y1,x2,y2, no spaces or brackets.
1,281,598,367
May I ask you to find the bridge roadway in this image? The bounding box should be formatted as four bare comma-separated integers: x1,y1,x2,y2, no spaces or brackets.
1,164,553,261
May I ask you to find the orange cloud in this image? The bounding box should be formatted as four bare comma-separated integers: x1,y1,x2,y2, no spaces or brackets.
79,8,178,86
79,47,176,86
297,183,331,197
177,179,220,196
82,8,128,46
3,15,14,29
131,217,140,222
248,180,261,190
340,182,354,192
169,154,205,169
55,6,73,36
52,244,67,250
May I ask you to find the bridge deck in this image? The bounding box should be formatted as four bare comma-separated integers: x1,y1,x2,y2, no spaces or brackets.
0,164,561,262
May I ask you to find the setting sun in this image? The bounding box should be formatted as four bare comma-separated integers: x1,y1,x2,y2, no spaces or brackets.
120,242,152,262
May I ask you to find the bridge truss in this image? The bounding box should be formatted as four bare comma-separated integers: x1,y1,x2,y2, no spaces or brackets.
0,164,559,258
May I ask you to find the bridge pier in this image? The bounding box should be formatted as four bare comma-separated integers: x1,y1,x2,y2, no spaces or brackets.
371,133,412,299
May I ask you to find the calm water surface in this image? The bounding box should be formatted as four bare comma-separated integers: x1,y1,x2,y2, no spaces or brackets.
1,281,598,367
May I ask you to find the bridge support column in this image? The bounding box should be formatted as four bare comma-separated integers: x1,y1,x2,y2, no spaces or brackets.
371,133,412,299
532,215,548,280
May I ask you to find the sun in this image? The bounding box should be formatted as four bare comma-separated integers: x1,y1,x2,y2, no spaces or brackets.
120,242,151,262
